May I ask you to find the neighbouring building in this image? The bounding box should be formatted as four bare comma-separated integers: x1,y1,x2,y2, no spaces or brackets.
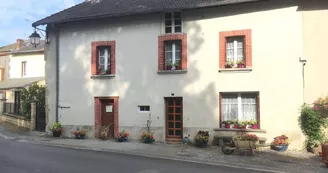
0,40,45,116
32,0,328,149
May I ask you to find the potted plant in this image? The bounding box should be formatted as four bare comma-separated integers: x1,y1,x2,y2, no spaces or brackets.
313,95,328,118
270,135,290,152
100,125,109,140
238,122,247,129
299,104,328,154
115,130,130,142
225,61,234,68
50,122,63,137
174,62,181,70
74,130,87,139
194,130,209,147
249,120,259,129
141,132,155,144
237,60,245,68
222,120,232,128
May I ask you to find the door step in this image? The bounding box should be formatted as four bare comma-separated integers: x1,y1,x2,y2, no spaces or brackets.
166,139,182,144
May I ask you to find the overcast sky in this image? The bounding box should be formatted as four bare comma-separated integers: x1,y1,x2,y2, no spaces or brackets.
0,0,83,47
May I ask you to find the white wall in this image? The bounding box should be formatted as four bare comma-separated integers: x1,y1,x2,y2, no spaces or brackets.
46,1,305,147
9,53,45,78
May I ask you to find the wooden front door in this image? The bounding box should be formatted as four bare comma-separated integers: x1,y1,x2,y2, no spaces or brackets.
101,99,114,138
165,97,183,140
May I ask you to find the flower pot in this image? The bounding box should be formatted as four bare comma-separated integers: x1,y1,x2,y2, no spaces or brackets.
183,137,189,144
53,131,61,137
237,64,245,68
143,138,154,144
225,65,233,68
240,126,246,129
308,145,322,154
252,124,259,129
166,66,172,70
224,124,231,128
271,145,288,152
233,124,239,129
322,144,328,164
195,141,208,148
118,137,127,142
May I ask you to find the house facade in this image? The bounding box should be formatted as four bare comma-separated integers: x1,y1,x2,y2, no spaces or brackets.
0,40,45,115
33,0,328,149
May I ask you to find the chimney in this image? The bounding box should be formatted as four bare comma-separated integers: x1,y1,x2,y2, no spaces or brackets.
16,39,24,49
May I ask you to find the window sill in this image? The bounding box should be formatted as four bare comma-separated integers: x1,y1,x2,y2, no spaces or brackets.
90,74,115,79
213,128,266,133
218,68,252,73
157,70,187,74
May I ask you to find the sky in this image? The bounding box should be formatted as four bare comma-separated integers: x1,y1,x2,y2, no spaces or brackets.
0,0,83,47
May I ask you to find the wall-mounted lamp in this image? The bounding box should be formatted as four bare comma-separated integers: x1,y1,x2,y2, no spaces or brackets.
299,57,307,65
29,27,50,48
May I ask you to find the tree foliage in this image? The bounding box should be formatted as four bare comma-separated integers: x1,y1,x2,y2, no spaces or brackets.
20,83,46,118
298,104,328,148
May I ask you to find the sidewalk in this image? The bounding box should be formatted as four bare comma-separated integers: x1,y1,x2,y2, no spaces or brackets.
0,121,326,173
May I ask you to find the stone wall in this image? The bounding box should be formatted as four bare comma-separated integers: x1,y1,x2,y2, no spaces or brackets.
0,114,31,129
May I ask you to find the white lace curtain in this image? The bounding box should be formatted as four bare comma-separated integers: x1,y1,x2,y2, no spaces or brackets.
222,94,257,121
226,37,244,64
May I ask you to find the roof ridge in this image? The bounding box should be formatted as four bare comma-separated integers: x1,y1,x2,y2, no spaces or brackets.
32,1,86,27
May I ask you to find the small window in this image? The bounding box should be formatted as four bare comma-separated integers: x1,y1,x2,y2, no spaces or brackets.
221,93,258,124
98,47,111,74
164,41,182,70
164,12,182,34
138,106,150,112
226,37,245,68
21,61,27,77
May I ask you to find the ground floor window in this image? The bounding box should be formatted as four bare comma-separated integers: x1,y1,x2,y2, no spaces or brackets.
220,92,259,126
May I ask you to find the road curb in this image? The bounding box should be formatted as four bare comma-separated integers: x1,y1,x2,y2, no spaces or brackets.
23,140,288,173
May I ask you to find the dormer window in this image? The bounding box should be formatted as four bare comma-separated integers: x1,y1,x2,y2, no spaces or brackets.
164,12,182,33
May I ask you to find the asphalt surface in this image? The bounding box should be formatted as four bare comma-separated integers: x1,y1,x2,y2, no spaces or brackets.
0,138,271,173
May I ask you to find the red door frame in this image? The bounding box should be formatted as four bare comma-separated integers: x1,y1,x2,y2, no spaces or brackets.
94,96,119,138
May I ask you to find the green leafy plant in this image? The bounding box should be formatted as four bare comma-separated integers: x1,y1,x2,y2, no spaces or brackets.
20,83,46,118
271,135,290,146
194,130,209,147
50,122,62,132
299,104,328,148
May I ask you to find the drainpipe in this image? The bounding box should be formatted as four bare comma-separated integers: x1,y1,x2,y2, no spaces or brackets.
299,57,307,103
51,24,60,122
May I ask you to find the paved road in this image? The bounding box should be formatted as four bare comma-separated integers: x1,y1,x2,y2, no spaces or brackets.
0,138,271,173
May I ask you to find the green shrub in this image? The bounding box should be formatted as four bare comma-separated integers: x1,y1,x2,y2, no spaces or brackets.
20,83,46,118
298,104,328,148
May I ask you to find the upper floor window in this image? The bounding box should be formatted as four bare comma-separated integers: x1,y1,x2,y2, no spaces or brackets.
226,37,244,68
91,41,116,76
164,12,182,33
21,61,27,77
158,34,187,72
219,29,252,69
220,92,260,129
98,47,111,74
165,41,182,70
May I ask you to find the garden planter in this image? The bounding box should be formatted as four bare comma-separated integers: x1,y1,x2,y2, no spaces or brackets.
166,66,172,70
235,141,256,148
118,137,127,142
225,65,233,68
307,145,322,154
195,141,208,148
271,145,288,152
322,144,328,165
237,64,245,68
233,125,239,129
183,137,189,144
143,138,154,144
252,124,259,129
224,124,231,128
53,131,61,137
